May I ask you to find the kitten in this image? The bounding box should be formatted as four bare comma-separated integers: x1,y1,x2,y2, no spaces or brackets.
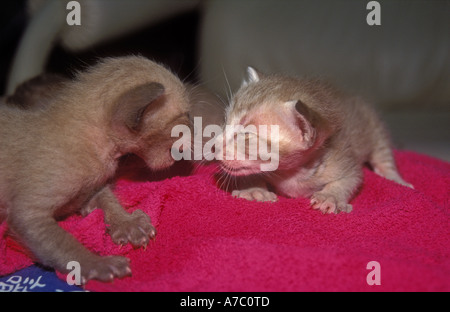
0,56,191,283
217,67,412,213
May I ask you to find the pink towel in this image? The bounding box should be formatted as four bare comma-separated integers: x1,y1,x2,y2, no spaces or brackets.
0,151,449,291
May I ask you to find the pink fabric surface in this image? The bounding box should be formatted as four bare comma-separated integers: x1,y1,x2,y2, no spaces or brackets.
1,151,449,291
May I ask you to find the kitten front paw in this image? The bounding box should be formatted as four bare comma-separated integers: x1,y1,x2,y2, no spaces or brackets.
78,255,132,284
107,209,156,248
232,188,278,202
310,193,352,214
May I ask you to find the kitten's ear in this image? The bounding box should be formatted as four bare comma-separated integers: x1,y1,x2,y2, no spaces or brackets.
286,100,317,149
113,82,165,131
241,66,261,87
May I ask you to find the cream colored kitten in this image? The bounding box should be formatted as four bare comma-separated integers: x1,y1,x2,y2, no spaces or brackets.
0,56,190,283
217,67,412,213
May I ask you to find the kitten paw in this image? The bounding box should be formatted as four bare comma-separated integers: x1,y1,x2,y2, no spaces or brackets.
310,193,352,214
232,188,278,202
80,202,96,217
107,209,156,248
78,255,132,284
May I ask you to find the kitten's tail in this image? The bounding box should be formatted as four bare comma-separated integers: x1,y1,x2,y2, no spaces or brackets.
369,137,414,189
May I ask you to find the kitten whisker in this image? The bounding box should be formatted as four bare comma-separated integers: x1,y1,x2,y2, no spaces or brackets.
221,66,234,104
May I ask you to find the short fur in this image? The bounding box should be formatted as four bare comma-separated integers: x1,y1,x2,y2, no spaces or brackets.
5,73,67,109
218,67,412,213
0,56,191,282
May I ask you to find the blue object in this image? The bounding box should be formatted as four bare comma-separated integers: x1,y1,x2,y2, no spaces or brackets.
0,265,84,292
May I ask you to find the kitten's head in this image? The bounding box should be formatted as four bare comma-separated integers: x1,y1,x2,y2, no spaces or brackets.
99,56,191,170
217,67,323,176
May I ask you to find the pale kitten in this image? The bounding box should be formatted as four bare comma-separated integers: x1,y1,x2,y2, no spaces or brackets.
217,67,412,213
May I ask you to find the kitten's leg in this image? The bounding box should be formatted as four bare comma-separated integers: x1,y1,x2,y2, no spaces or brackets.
369,142,413,188
310,169,362,214
90,186,156,247
7,206,131,283
231,176,278,202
